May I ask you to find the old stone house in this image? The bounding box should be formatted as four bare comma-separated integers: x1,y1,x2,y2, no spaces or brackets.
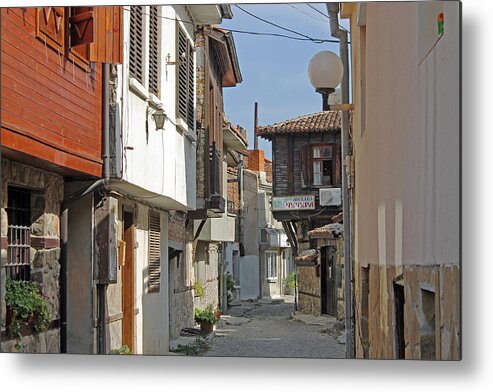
0,6,123,353
341,1,460,359
189,25,244,314
257,111,343,316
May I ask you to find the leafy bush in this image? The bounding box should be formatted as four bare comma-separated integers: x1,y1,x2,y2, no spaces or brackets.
283,272,297,290
5,279,52,342
110,345,132,354
193,280,205,298
171,338,210,356
226,273,235,292
194,304,219,324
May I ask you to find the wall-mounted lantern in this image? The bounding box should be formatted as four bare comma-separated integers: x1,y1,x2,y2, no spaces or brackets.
151,108,166,131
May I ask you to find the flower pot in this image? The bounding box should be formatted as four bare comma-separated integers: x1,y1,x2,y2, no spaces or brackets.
200,321,214,332
213,311,221,319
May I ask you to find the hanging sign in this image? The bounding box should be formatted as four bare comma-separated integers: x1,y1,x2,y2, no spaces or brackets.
272,195,316,211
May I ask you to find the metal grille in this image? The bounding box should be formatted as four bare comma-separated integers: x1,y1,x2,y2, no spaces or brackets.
148,6,159,96
6,188,31,281
148,212,161,293
129,6,144,84
177,26,195,130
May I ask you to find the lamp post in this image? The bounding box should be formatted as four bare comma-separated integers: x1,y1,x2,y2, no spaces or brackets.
308,50,343,111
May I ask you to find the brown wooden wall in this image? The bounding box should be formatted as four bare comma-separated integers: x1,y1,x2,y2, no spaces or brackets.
1,7,103,177
272,132,341,222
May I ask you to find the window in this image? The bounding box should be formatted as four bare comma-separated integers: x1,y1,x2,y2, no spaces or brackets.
148,6,160,97
300,143,340,188
265,251,278,280
6,187,31,281
129,5,144,84
148,212,161,293
177,25,195,130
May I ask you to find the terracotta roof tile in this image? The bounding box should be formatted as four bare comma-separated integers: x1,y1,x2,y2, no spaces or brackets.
257,111,343,139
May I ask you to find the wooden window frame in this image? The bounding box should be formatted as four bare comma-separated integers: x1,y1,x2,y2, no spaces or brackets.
301,143,341,188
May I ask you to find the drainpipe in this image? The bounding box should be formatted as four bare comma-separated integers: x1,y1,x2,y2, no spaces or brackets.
327,3,354,359
97,63,111,354
59,63,111,354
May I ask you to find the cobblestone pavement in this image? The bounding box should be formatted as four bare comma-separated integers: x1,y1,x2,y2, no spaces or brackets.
204,297,345,359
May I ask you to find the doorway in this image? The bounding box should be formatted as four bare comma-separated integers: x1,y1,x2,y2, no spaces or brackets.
394,282,405,359
122,211,135,352
321,246,336,316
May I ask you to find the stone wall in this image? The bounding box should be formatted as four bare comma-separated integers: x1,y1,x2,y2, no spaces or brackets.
353,263,460,360
194,241,220,311
1,158,63,353
297,265,320,316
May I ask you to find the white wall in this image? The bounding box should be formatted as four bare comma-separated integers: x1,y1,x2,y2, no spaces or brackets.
349,2,459,268
239,255,260,300
118,5,196,211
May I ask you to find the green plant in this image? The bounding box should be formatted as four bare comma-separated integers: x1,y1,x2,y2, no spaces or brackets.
283,272,297,290
194,304,219,325
171,337,210,356
110,345,132,354
226,273,234,292
5,279,52,342
193,280,205,299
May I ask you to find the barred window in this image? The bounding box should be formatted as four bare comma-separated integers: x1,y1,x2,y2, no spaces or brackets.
129,5,144,84
148,212,161,293
6,187,31,281
148,6,160,96
177,25,195,131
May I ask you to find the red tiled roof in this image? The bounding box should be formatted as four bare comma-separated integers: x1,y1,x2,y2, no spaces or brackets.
257,111,342,139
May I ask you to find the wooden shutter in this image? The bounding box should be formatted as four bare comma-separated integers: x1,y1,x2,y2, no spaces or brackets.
148,212,161,293
177,26,189,124
69,7,94,47
333,143,341,186
36,7,65,50
300,145,313,188
149,6,160,96
187,39,195,130
89,6,123,64
129,6,144,83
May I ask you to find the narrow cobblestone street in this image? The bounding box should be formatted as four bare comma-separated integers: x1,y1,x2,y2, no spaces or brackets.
204,297,346,359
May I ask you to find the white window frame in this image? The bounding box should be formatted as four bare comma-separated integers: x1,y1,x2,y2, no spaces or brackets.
265,251,278,281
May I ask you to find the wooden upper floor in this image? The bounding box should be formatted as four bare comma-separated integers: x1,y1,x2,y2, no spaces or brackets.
1,7,122,178
258,111,343,222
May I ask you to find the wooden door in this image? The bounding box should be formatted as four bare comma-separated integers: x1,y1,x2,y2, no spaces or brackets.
122,211,134,352
321,246,336,316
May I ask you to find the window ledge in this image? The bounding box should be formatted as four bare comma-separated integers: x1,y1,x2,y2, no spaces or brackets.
129,77,148,101
176,116,197,142
148,93,163,109
267,278,278,283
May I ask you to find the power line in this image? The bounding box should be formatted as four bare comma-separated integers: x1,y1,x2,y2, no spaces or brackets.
234,4,336,44
285,4,328,24
122,6,339,44
307,4,330,19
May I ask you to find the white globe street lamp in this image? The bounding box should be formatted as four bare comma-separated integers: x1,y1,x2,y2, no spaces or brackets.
308,50,343,111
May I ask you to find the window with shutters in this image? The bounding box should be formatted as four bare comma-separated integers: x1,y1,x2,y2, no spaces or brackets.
300,143,340,188
148,6,160,97
68,7,93,67
36,7,65,51
5,187,32,282
148,212,161,293
129,6,144,85
177,25,195,131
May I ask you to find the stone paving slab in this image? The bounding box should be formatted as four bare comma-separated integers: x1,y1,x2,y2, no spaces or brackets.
220,315,250,326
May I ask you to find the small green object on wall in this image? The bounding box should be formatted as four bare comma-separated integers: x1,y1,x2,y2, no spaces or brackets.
437,12,444,35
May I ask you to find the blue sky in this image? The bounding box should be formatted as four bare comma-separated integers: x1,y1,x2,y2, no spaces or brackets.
220,3,350,159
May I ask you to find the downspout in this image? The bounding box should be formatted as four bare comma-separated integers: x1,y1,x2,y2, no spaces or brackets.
97,62,111,354
327,3,354,359
59,62,111,353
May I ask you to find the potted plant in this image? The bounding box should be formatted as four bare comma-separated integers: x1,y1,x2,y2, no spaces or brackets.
5,279,52,345
194,304,219,332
